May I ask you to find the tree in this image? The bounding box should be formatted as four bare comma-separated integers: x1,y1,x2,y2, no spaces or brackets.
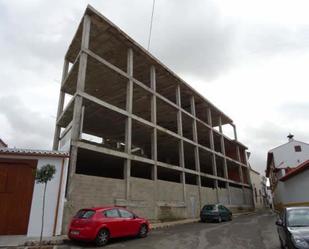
35,164,56,247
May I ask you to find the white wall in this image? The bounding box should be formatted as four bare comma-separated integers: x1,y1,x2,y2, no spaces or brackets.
27,157,68,237
271,140,309,169
250,170,264,209
275,169,309,206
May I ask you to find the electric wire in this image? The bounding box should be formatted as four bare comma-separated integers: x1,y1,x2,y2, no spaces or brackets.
147,0,156,50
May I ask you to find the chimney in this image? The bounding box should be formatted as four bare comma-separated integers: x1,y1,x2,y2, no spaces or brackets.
287,133,294,142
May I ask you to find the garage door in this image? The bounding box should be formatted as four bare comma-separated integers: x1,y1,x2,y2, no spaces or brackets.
0,160,37,235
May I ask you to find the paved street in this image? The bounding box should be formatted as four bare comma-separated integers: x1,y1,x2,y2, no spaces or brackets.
60,211,280,249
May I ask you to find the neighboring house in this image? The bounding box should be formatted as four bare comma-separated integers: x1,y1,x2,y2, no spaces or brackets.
261,175,272,208
275,160,309,208
0,141,69,237
266,186,273,209
266,134,309,210
250,168,268,210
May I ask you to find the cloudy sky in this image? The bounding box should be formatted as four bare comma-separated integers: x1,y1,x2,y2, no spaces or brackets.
1,0,309,174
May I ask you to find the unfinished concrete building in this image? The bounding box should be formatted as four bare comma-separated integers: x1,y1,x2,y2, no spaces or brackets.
53,6,253,226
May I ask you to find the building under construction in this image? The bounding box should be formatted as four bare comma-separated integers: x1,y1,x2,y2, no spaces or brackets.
53,5,253,227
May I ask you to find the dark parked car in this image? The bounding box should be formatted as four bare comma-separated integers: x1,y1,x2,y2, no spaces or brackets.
68,206,150,246
200,204,232,223
276,207,309,249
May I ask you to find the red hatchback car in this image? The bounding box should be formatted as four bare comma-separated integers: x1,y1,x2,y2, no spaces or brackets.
68,206,150,246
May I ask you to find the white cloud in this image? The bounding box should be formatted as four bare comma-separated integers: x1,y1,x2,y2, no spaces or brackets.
1,0,309,175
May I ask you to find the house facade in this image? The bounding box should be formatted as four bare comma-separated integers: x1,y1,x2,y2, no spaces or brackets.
249,168,268,210
0,144,69,236
266,134,309,210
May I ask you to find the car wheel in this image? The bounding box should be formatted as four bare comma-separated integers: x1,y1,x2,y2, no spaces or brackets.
218,216,222,223
229,214,233,221
95,228,110,247
138,224,148,238
201,218,206,223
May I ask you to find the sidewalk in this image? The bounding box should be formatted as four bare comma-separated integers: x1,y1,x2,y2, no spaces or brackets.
0,235,65,248
0,212,255,248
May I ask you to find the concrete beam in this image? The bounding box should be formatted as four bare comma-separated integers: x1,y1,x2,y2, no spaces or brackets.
75,92,247,173
83,49,246,157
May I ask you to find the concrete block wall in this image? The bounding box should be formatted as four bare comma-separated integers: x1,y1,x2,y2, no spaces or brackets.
218,188,229,205
244,188,254,206
230,187,244,206
130,177,156,220
157,180,186,220
62,174,125,231
185,184,200,218
157,180,184,202
201,187,218,205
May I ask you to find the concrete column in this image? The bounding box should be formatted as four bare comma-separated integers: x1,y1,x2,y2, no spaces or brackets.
233,124,238,141
67,14,91,198
124,48,134,200
237,146,246,205
52,59,69,150
150,65,158,218
207,108,219,202
191,96,202,209
219,116,231,204
150,66,157,179
176,85,186,203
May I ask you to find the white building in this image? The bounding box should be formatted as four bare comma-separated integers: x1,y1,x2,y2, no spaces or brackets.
249,168,268,210
266,134,309,210
0,145,69,237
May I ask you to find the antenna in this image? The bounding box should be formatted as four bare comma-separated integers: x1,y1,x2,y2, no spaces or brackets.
147,0,156,51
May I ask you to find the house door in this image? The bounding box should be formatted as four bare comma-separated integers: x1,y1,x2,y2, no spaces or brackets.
0,160,36,235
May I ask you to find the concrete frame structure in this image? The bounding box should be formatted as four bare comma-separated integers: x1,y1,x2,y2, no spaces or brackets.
53,6,253,227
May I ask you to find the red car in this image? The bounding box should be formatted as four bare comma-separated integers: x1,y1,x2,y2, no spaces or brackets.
68,206,150,246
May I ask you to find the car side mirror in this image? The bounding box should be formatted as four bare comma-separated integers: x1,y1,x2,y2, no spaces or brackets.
133,214,137,219
276,219,283,226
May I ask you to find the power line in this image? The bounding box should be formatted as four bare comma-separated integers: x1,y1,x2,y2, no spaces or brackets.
147,0,156,51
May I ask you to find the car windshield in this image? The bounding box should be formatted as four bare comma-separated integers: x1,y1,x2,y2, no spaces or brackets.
287,209,309,227
75,209,95,219
203,205,217,211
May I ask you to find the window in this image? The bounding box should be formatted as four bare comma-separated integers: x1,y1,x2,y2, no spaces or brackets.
295,145,302,152
75,209,95,219
104,209,120,218
219,205,226,212
119,209,134,218
202,205,218,211
287,209,309,227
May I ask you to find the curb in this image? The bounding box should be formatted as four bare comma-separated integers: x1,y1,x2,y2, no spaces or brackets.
150,218,200,230
233,211,256,217
19,237,68,248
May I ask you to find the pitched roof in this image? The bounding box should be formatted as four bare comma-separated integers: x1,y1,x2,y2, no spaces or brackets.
0,139,7,147
265,152,274,177
280,160,309,182
0,147,69,158
269,139,309,152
